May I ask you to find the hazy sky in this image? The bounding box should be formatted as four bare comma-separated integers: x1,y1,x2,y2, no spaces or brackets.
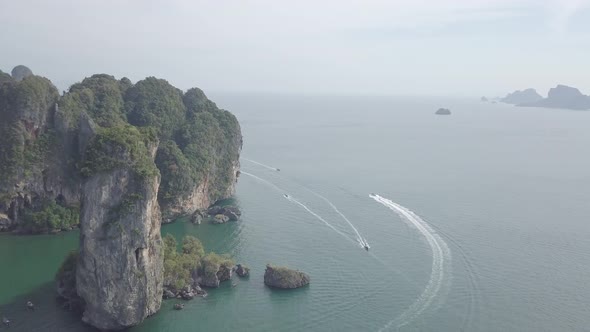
1,0,589,96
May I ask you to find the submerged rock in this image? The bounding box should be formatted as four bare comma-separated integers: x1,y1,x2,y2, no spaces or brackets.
264,264,310,289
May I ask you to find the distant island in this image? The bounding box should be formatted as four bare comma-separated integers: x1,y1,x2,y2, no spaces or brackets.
519,85,590,110
435,108,451,115
501,85,590,110
500,88,543,105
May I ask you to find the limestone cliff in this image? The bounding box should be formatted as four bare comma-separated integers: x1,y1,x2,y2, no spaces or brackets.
0,67,80,233
0,69,242,232
76,128,163,330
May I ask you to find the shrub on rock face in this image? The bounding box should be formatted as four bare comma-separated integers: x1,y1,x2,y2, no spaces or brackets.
264,264,310,289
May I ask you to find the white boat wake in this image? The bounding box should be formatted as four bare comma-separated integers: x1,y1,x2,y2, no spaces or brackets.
242,158,280,171
244,158,369,250
305,190,369,249
370,194,451,330
241,171,354,244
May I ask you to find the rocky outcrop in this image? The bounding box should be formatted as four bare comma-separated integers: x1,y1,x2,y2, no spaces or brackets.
200,261,233,287
501,88,543,105
235,264,250,277
435,108,451,115
160,151,241,224
11,65,33,81
0,213,11,232
518,85,590,110
481,96,488,102
190,209,206,224
264,265,310,289
207,205,241,223
75,137,163,330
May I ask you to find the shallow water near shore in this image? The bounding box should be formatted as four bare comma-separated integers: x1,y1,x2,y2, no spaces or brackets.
1,94,590,331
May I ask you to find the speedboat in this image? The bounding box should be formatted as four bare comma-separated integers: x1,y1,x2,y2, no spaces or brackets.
369,193,376,197
276,168,280,171
283,194,289,198
364,245,369,251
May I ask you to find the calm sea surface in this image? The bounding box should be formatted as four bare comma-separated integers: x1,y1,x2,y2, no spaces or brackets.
1,95,590,331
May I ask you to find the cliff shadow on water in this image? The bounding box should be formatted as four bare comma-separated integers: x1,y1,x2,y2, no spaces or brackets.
0,283,94,331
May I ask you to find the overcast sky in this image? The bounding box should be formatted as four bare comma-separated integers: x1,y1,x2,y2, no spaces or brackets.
1,0,589,96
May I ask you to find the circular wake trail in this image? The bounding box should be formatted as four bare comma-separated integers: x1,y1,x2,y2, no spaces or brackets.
242,158,279,171
241,171,355,244
370,194,450,330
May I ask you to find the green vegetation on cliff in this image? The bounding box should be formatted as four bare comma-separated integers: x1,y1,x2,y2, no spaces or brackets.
80,125,159,179
162,234,234,291
59,74,127,128
21,200,79,233
163,234,203,290
0,66,241,233
125,77,186,139
0,76,59,186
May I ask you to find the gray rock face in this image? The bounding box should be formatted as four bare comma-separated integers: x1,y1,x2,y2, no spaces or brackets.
0,213,12,232
264,264,310,289
199,262,233,288
501,88,543,105
519,85,590,110
11,65,33,81
235,264,250,277
207,205,241,223
76,146,163,330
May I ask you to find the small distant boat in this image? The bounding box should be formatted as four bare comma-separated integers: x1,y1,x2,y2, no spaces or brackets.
369,193,376,197
283,194,289,198
173,303,185,310
231,282,238,287
364,245,369,251
276,168,280,172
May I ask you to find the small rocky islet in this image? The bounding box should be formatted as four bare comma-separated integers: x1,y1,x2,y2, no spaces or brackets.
435,108,451,115
264,264,310,289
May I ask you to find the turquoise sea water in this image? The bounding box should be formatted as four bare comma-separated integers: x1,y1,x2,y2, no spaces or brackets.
1,95,590,331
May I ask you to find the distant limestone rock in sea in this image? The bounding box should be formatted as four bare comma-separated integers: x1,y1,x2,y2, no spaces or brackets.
501,88,542,105
435,108,451,115
518,85,590,110
481,96,488,102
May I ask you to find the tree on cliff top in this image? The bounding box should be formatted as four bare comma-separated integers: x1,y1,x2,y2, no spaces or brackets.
125,77,186,139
